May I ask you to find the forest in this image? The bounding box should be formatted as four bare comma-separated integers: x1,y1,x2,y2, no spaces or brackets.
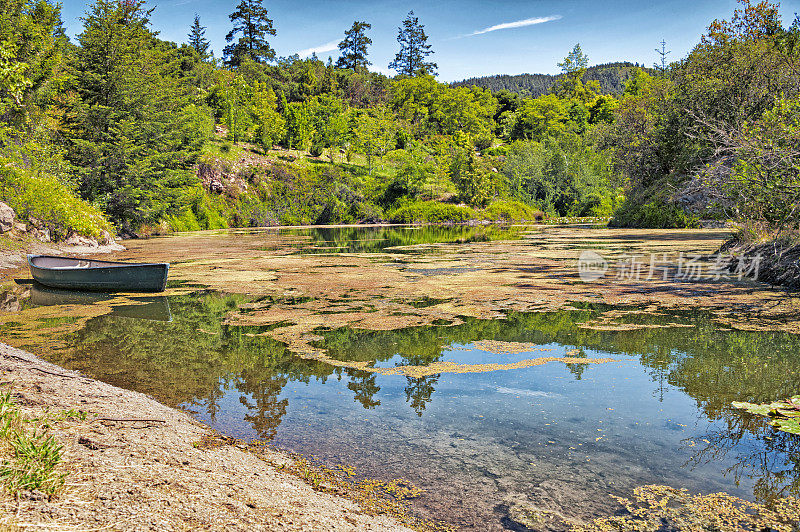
0,0,798,248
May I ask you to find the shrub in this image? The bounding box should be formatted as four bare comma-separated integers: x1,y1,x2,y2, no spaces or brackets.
483,200,543,222
388,200,477,224
0,166,111,239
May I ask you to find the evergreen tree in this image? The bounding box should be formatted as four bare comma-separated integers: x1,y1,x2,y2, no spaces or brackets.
336,21,372,71
224,0,276,67
69,0,207,230
389,11,436,77
558,43,589,75
188,14,210,57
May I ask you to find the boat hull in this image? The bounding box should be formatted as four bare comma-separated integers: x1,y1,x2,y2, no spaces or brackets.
27,255,169,293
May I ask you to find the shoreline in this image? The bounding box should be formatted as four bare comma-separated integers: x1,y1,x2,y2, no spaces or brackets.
0,342,412,531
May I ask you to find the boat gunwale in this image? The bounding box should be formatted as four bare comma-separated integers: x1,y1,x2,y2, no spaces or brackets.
27,254,169,270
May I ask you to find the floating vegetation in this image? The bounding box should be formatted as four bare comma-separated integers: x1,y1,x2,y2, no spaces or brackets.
471,339,546,354
248,444,454,532
732,396,800,435
572,485,800,532
382,356,615,378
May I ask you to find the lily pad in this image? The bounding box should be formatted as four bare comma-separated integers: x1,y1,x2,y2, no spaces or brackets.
732,398,800,435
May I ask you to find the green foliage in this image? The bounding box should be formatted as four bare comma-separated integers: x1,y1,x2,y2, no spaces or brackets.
610,182,698,228
187,15,210,57
483,200,543,222
453,62,646,98
0,165,111,239
502,136,619,216
388,200,477,224
68,0,205,231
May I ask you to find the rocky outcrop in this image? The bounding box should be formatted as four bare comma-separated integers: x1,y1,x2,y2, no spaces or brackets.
0,202,15,233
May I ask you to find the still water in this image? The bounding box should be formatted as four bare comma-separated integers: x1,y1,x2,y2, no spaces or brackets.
3,226,799,530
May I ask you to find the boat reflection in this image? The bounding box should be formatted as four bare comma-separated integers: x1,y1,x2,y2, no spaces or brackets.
29,284,172,322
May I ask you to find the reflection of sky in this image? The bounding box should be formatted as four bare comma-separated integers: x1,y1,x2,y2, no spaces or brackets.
182,338,764,523
61,1,800,81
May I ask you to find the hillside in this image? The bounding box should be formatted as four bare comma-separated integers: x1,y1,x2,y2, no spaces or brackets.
452,62,649,97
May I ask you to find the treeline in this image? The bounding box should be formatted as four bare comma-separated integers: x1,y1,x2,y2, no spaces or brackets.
0,0,796,241
452,62,645,98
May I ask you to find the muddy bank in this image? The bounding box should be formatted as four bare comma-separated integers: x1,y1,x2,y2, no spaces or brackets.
0,342,411,531
722,240,800,290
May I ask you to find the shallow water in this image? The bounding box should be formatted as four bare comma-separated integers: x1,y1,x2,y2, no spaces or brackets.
2,226,799,530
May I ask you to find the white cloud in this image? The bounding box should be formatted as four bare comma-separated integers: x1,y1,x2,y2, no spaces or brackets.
296,40,339,58
465,15,562,37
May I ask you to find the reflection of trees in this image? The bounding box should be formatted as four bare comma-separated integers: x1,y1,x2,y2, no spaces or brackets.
346,369,381,409
685,413,800,502
294,225,522,254
237,372,289,440
55,290,800,500
404,375,439,416
565,347,588,380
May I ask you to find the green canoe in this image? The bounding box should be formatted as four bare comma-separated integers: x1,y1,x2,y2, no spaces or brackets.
27,254,169,292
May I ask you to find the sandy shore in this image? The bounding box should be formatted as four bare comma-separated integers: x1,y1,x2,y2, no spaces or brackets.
0,342,411,531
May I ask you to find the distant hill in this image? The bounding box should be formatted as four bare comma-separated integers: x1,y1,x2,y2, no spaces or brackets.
451,62,650,97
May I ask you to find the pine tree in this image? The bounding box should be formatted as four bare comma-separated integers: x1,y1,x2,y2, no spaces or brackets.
188,14,210,57
336,21,372,71
224,0,276,67
389,11,436,77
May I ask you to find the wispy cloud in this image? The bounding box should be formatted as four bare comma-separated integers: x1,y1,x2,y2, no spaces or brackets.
296,40,339,58
463,15,562,38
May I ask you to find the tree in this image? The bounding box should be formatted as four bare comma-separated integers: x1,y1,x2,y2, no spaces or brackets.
224,0,276,67
558,43,589,75
336,21,372,71
188,14,210,57
389,11,436,77
69,0,205,230
653,39,671,74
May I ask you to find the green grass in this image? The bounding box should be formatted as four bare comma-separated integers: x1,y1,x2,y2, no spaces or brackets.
0,391,67,496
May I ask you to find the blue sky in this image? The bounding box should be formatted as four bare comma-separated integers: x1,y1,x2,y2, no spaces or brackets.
61,0,800,81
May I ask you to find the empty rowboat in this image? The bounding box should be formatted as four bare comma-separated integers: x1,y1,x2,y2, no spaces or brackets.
27,255,169,292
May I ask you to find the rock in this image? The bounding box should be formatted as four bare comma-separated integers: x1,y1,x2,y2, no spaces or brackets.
29,226,51,242
63,232,99,247
0,202,14,233
99,230,115,246
13,222,27,233
27,216,43,228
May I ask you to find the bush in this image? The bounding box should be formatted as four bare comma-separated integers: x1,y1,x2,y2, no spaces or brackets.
483,200,543,222
0,166,112,239
610,194,698,228
389,200,477,224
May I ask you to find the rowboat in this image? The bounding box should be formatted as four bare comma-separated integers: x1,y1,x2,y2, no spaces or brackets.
27,255,169,292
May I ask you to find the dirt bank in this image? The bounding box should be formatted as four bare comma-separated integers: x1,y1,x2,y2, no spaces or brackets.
0,342,411,531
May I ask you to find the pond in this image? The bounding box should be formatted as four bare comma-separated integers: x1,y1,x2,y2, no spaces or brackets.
1,225,799,530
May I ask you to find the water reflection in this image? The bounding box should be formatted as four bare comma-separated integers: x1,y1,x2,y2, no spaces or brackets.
12,289,800,527
276,225,527,254
28,285,172,322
